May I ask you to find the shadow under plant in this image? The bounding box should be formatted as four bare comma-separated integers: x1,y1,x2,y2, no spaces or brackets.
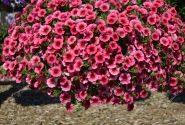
0,82,59,106
168,91,185,103
1,81,185,107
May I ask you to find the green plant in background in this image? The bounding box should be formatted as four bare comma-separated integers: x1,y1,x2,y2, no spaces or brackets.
0,24,8,43
0,23,8,65
167,0,185,21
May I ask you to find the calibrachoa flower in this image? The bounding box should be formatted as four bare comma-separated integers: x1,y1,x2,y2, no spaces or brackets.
1,0,185,112
49,66,62,77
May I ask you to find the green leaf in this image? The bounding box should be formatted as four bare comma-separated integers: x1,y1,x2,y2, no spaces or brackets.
0,66,7,75
137,0,144,5
75,103,83,112
21,14,27,20
99,13,107,20
129,67,138,74
83,61,90,68
53,89,61,97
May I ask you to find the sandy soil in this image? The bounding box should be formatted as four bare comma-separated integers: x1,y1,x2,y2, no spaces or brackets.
1,82,185,125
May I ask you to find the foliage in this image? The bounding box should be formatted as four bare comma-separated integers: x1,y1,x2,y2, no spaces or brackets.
0,24,8,43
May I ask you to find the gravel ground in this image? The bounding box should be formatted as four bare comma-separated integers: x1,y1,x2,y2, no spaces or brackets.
1,82,185,125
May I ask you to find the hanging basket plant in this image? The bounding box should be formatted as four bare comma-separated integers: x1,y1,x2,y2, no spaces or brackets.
1,0,185,112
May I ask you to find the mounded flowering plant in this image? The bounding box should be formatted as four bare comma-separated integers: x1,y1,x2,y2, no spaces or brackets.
1,0,185,112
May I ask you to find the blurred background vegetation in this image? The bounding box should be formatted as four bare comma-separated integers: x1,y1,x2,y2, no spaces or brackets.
166,0,185,21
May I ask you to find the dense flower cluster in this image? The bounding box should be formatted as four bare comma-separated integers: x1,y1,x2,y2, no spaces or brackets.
1,0,185,112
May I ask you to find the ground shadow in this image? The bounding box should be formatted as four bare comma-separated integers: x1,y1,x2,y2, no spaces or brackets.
168,90,185,103
0,81,27,105
13,90,60,106
0,81,59,106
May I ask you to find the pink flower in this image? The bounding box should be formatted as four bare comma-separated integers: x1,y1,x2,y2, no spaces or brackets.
142,28,151,36
86,10,96,20
59,93,71,104
66,102,74,112
60,79,72,92
109,68,120,76
152,32,160,41
133,50,145,62
9,40,17,48
135,23,143,32
119,73,131,84
123,92,133,104
147,14,157,25
99,3,109,12
39,25,51,35
143,1,152,8
169,7,177,16
98,24,106,33
169,77,178,87
67,64,75,73
30,56,41,65
8,61,17,71
67,36,76,45
77,40,86,50
99,34,110,42
34,63,44,74
90,96,101,107
95,52,105,64
124,56,135,67
124,25,132,33
177,36,184,44
49,66,62,77
87,71,98,83
3,38,11,47
52,37,63,50
172,43,179,50
109,41,118,50
71,8,79,16
86,44,97,55
149,81,159,91
52,10,61,18
120,0,129,5
63,51,75,63
76,22,87,32
3,61,10,70
160,37,169,46
139,90,148,99
54,26,64,35
119,17,129,26
114,87,124,96
107,16,117,24
25,26,32,34
27,14,34,23
46,54,57,64
45,15,53,24
95,0,103,8
72,47,80,56
115,54,124,64
74,58,83,71
167,24,176,33
46,78,56,88
38,9,46,17
99,75,109,85
2,47,9,56
78,8,87,17
111,33,119,41
69,0,82,7
75,90,87,101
